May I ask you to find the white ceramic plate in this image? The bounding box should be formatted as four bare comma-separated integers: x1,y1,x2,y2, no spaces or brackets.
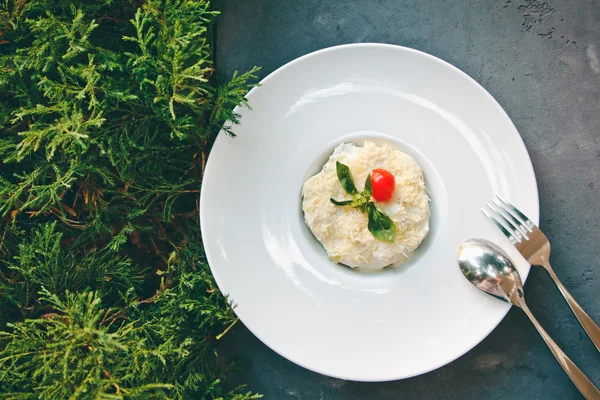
200,44,538,381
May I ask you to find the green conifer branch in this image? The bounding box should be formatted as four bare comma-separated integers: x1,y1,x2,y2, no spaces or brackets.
0,0,261,398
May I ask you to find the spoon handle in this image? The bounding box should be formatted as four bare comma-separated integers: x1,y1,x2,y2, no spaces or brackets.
542,258,600,352
517,297,600,400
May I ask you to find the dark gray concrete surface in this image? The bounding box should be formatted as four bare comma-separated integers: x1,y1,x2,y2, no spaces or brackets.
213,0,600,398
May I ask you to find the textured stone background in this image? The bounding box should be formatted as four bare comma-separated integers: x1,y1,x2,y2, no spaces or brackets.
213,0,600,398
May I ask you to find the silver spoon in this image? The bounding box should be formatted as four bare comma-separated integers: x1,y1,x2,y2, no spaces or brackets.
458,238,600,400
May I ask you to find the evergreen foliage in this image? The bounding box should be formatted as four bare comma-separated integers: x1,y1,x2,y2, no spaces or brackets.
0,1,259,398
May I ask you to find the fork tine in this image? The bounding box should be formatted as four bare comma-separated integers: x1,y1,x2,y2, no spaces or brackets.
495,194,534,232
482,207,521,244
486,202,525,243
491,198,530,239
482,208,512,238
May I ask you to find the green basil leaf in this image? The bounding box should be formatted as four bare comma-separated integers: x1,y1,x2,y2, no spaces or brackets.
367,202,396,242
330,198,353,206
336,161,358,195
363,173,372,197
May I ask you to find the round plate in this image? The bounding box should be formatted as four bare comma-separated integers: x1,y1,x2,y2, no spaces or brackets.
200,44,538,381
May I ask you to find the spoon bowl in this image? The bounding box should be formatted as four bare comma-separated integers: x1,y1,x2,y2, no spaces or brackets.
457,239,523,305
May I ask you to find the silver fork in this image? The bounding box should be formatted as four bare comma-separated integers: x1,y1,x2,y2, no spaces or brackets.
483,195,600,352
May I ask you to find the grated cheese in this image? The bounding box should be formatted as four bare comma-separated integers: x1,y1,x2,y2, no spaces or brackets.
301,141,430,270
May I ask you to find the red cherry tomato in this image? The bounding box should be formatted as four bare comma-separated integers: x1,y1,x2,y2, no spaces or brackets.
370,169,396,202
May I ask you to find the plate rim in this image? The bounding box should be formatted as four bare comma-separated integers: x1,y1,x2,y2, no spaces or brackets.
200,42,539,381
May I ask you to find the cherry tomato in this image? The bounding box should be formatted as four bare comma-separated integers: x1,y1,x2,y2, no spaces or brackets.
370,169,396,202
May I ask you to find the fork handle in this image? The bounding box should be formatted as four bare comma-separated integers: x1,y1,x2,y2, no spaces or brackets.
516,296,600,400
543,259,600,352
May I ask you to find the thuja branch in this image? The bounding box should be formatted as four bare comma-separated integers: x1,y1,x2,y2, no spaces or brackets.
0,1,261,398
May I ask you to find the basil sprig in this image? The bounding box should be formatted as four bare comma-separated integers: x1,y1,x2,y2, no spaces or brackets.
330,161,397,242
